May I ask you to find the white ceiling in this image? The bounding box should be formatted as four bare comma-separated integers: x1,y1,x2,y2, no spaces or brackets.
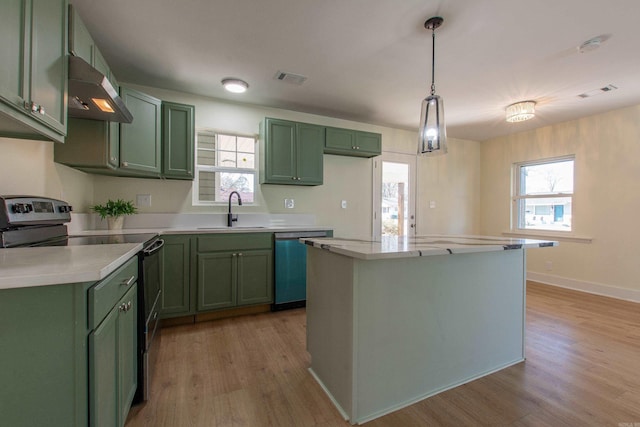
70,0,640,141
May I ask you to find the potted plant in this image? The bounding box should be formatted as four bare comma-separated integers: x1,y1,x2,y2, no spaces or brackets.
91,199,137,230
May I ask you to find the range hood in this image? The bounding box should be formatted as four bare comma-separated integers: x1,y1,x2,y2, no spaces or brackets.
67,55,133,123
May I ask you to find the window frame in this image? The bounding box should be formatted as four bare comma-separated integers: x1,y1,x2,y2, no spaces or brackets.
192,130,258,206
511,155,575,235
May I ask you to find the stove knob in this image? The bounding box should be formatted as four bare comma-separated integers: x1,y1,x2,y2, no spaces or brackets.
25,204,33,213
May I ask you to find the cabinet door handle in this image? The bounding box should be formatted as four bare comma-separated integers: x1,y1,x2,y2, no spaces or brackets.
127,301,132,311
121,276,135,287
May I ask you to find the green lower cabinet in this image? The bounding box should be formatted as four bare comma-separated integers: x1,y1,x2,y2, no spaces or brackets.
90,304,118,427
196,233,274,312
0,282,90,427
89,284,137,427
117,285,138,427
197,249,273,311
160,235,192,317
237,249,273,305
198,251,237,311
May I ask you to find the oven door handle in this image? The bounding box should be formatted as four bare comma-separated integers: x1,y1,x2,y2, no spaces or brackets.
143,238,165,256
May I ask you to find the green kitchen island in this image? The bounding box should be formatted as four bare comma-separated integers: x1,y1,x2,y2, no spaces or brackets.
302,235,557,424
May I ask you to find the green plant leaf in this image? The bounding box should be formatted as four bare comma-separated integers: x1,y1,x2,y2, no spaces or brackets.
91,199,138,219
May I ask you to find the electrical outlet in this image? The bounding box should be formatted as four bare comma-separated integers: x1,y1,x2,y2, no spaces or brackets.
545,261,553,271
284,199,295,209
341,200,347,209
136,194,152,207
429,200,436,209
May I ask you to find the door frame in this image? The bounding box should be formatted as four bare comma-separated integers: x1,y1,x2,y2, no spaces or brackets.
372,152,418,240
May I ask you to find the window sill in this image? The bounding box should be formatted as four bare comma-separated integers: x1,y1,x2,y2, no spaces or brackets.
502,230,592,244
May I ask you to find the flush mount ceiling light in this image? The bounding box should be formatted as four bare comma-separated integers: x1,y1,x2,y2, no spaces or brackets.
578,34,611,54
221,78,249,93
418,16,447,156
505,101,536,123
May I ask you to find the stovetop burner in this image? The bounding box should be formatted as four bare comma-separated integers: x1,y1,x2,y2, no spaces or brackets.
36,233,159,247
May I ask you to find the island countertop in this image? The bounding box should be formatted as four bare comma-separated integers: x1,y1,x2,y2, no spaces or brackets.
301,234,558,260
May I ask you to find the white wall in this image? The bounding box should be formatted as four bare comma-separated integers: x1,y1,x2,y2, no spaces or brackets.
480,104,640,301
0,137,94,210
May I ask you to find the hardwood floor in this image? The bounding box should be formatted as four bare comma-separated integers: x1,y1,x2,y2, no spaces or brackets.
126,282,640,426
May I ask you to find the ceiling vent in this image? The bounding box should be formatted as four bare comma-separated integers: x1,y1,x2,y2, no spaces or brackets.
274,71,307,86
578,84,618,98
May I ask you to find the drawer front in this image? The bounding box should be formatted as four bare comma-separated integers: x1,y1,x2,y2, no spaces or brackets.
88,256,138,329
197,233,272,252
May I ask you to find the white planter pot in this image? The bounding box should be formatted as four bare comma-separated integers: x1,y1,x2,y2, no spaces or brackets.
107,216,124,230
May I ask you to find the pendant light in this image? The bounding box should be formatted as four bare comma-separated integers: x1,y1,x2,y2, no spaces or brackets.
418,16,447,156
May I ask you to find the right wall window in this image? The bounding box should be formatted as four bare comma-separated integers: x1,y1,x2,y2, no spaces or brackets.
513,156,575,232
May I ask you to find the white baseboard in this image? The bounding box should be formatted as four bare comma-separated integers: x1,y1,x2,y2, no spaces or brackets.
527,272,640,303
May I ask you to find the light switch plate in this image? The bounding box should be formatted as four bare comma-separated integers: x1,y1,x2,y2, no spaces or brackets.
136,194,152,207
285,199,295,209
341,200,347,209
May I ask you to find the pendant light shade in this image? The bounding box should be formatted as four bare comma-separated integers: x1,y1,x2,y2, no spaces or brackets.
418,16,447,156
419,94,446,153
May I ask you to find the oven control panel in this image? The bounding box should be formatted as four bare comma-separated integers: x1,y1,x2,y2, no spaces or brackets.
0,196,72,228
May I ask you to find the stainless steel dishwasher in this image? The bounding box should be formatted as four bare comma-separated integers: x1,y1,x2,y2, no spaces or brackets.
273,230,330,310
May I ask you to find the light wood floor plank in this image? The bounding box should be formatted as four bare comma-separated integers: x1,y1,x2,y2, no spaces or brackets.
126,282,640,426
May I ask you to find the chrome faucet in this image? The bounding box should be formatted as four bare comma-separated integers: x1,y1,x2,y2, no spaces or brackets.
227,191,243,227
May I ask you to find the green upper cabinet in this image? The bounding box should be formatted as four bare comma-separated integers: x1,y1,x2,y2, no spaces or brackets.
0,0,68,143
260,118,324,186
119,87,162,175
68,4,93,64
325,127,381,158
162,102,195,180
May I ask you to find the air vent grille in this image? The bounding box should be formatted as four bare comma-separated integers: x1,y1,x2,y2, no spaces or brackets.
274,71,307,86
578,84,618,98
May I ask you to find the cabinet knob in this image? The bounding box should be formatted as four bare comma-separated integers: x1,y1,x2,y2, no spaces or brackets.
121,161,129,167
297,177,301,181
291,176,296,180
38,106,45,116
119,303,127,312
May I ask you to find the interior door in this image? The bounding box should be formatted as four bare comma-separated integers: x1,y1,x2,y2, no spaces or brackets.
373,153,417,239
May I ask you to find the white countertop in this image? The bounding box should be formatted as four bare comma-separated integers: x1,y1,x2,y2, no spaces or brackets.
301,234,558,260
0,226,332,290
0,243,142,290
